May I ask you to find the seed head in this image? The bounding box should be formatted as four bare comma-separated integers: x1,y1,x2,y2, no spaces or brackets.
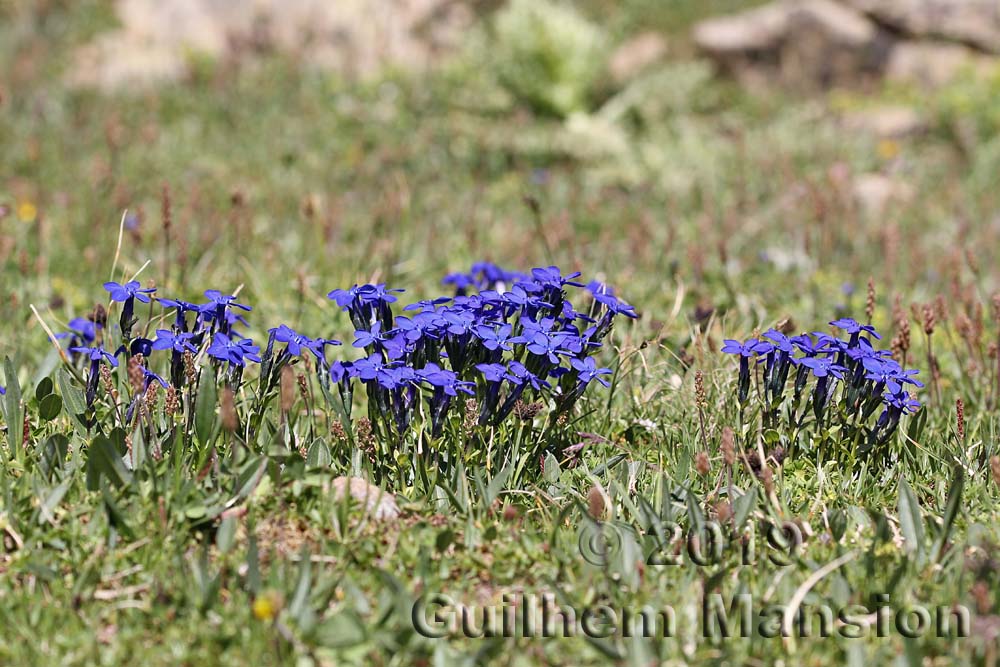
279,366,295,413
720,427,736,466
865,277,876,323
221,386,237,432
695,451,711,476
956,398,965,442
990,455,1000,490
694,370,707,409
165,384,180,415
127,355,145,396
587,485,606,520
922,303,936,336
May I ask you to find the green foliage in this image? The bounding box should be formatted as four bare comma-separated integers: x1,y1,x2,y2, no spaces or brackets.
491,0,608,117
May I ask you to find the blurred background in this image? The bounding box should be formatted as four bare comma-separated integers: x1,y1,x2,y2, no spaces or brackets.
3,0,1000,357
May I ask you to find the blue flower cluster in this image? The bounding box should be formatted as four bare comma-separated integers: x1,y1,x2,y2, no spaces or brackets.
324,264,635,437
722,318,921,449
60,263,636,439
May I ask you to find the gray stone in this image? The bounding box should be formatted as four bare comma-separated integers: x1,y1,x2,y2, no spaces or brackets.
844,0,1000,53
608,32,668,84
693,0,883,89
70,0,475,90
885,40,992,87
331,476,400,520
842,105,926,138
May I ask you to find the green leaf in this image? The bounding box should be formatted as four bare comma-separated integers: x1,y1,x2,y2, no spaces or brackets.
86,434,133,491
38,393,63,421
306,438,332,468
897,476,925,560
57,369,88,431
543,452,560,483
195,375,218,445
930,465,964,565
40,434,69,479
485,460,514,507
315,611,367,649
686,489,705,534
3,357,23,453
34,376,53,402
38,477,73,524
732,487,757,529
102,483,135,540
216,515,238,553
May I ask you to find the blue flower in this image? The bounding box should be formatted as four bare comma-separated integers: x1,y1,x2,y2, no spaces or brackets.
270,324,340,361
69,345,119,368
143,367,169,389
570,356,613,388
158,297,202,330
799,357,846,379
591,288,638,319
762,329,794,353
152,329,198,354
475,323,514,351
528,265,584,290
475,363,507,383
203,289,252,312
417,363,474,397
830,318,882,340
104,280,155,304
865,362,923,394
329,360,353,384
56,317,101,348
206,333,261,367
790,334,833,357
883,388,920,414
130,337,154,357
721,339,769,357
506,361,550,390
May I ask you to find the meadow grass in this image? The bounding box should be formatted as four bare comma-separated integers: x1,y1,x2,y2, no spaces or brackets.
2,1,1000,665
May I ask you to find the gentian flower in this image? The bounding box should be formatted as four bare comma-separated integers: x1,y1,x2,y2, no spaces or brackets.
158,297,202,331
105,280,156,337
475,323,514,352
104,280,156,304
56,317,100,348
570,356,613,388
206,333,261,367
830,318,882,341
475,363,507,383
69,345,119,409
152,330,198,354
201,290,251,336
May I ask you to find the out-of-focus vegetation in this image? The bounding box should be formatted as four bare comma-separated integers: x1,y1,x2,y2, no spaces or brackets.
2,1,1000,665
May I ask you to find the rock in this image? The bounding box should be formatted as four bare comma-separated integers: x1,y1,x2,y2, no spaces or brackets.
70,0,475,90
852,173,913,216
842,105,926,138
331,476,400,520
885,40,992,87
693,0,883,89
608,32,668,84
692,1,791,55
843,0,1000,54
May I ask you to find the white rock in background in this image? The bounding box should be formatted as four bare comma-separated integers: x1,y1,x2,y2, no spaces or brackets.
885,41,992,87
608,32,668,84
844,0,1000,54
694,0,882,88
70,0,474,90
842,105,926,138
331,476,400,521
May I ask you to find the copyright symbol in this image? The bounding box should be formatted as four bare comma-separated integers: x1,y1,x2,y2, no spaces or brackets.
578,521,623,566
